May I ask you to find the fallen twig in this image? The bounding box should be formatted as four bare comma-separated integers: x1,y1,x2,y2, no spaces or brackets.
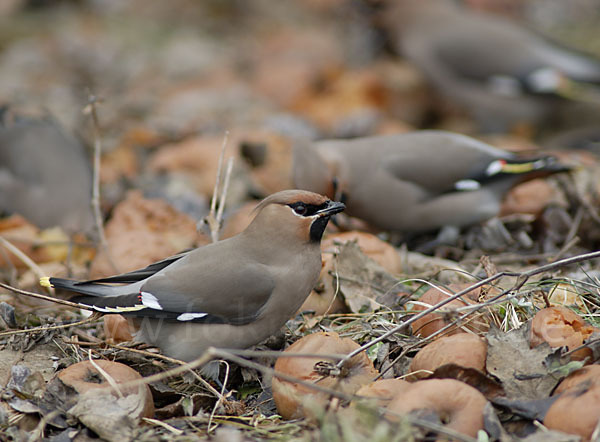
106,343,224,400
336,250,600,370
203,132,234,243
0,281,95,311
83,93,117,273
142,418,184,436
0,236,52,294
0,313,101,338
118,347,358,402
88,349,125,399
137,347,474,441
207,361,230,433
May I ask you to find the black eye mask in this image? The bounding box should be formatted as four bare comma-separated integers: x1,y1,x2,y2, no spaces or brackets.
287,201,330,217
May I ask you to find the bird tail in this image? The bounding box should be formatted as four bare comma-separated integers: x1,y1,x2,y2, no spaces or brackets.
460,155,572,191
506,156,572,175
40,276,146,313
555,77,600,104
40,276,125,297
487,155,572,179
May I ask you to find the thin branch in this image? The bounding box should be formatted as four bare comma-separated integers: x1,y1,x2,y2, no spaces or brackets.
84,93,117,273
0,281,94,310
157,348,475,442
0,236,52,294
211,132,228,220
207,361,230,433
0,313,101,338
209,350,476,442
142,418,184,435
0,235,95,249
87,349,125,399
208,348,347,361
106,343,224,400
519,250,600,279
563,337,600,359
336,250,600,370
117,347,358,402
214,158,234,241
203,132,233,243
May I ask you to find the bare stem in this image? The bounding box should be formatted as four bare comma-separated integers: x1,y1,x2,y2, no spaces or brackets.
0,281,93,311
117,346,358,402
0,312,101,338
336,249,600,370
84,93,117,273
214,158,234,240
203,131,234,243
118,347,475,441
0,236,52,294
106,343,224,400
210,132,228,219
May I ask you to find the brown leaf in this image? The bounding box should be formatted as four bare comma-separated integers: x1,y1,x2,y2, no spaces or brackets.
500,179,558,217
409,284,491,339
331,242,407,313
238,130,294,195
493,395,559,424
486,324,560,400
154,393,214,420
428,363,505,400
68,389,136,440
90,190,207,277
322,231,402,274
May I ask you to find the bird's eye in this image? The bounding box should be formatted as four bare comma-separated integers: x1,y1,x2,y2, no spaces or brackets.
293,204,307,215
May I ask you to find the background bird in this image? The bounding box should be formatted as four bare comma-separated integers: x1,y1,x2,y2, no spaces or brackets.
0,109,94,234
382,0,600,133
40,190,345,373
292,131,570,239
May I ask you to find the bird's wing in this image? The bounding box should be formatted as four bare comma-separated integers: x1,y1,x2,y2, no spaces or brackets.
379,133,501,195
383,148,567,199
86,250,192,284
137,259,276,325
408,9,600,95
382,152,462,195
45,247,276,325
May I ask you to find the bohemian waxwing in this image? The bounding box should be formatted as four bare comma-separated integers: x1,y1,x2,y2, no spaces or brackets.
0,110,94,234
382,0,600,132
292,131,570,235
40,190,345,368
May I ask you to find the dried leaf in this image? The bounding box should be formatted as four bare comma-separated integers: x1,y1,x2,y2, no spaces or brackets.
491,396,558,421
333,242,407,314
0,302,16,328
428,364,505,400
68,389,136,440
486,324,561,400
482,402,511,442
90,190,206,277
8,397,40,414
7,365,45,400
154,392,214,420
519,429,580,442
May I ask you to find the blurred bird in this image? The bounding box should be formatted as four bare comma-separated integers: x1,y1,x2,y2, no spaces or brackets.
0,109,94,234
293,131,570,237
40,190,345,375
383,0,600,132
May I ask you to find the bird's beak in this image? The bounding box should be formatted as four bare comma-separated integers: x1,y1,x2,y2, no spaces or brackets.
316,200,346,217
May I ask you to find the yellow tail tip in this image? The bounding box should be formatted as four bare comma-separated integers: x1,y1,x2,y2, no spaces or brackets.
39,277,53,288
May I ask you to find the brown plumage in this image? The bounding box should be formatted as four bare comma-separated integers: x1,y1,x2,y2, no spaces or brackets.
293,131,570,235
40,190,344,372
383,0,600,132
0,111,94,233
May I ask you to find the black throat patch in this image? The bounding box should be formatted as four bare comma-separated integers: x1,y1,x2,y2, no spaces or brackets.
309,216,330,242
